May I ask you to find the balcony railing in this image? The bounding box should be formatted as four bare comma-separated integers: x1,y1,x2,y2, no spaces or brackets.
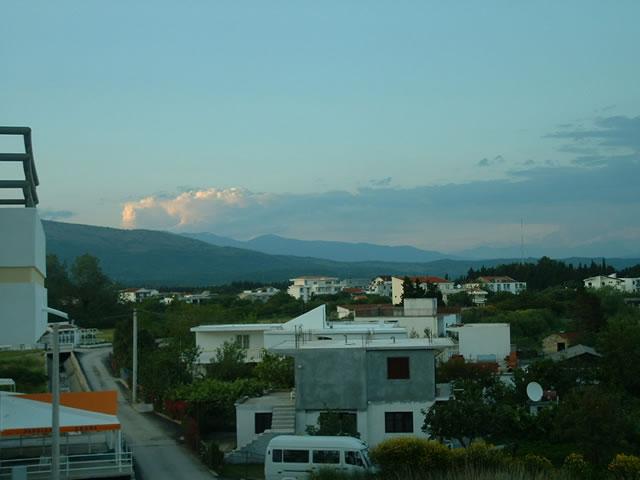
0,451,133,479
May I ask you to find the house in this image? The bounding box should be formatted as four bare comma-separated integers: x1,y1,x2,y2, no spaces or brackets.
181,290,214,304
584,274,640,293
192,305,409,367
391,276,454,305
447,323,512,366
475,276,526,295
118,288,160,303
288,276,342,302
366,276,392,297
228,336,454,462
542,332,578,354
238,286,281,302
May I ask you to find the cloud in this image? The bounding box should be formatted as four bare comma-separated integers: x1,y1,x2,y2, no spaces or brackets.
120,154,640,253
40,209,74,220
121,187,271,230
476,155,505,167
547,115,640,154
369,177,392,187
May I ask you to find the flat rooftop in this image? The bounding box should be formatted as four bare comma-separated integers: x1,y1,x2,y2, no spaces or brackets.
191,323,283,333
271,337,454,352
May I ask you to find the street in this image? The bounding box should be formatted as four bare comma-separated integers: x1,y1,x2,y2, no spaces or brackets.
77,347,215,480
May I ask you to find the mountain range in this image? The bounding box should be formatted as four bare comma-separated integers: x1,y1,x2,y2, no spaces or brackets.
43,221,640,287
182,232,452,263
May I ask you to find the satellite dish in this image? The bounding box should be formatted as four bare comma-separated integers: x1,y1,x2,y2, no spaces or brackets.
526,382,543,402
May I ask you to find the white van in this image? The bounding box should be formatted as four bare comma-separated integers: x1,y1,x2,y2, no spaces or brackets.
265,435,375,480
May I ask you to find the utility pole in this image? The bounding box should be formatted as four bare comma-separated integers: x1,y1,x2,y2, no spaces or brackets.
132,309,138,405
51,323,60,480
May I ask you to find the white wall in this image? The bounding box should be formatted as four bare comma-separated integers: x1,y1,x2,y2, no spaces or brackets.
0,208,48,345
195,330,266,363
454,324,511,362
0,283,47,346
0,208,46,275
236,403,275,448
366,401,432,447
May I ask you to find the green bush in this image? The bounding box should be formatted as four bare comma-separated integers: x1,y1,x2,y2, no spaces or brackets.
562,453,590,478
608,454,640,480
457,442,509,470
371,438,451,476
521,453,553,474
201,441,224,471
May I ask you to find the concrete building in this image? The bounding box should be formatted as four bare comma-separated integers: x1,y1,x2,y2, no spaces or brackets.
287,276,342,302
583,274,640,293
277,338,451,445
447,323,511,364
366,276,393,297
227,336,453,462
391,276,454,305
475,276,526,294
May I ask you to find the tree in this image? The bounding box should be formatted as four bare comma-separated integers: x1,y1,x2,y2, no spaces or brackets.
45,255,73,311
68,254,123,327
552,386,639,465
423,380,495,447
598,314,640,396
207,340,253,381
446,291,473,308
253,351,294,389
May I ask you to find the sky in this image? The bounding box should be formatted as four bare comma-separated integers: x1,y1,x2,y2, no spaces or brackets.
2,1,639,257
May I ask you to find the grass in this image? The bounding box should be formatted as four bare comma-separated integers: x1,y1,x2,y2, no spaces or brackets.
97,328,115,343
0,349,47,393
219,463,265,479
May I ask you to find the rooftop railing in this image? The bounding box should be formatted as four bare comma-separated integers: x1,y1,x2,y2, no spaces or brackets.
0,451,133,479
0,126,39,207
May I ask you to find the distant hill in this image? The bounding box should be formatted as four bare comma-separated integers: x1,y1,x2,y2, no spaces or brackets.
183,232,451,263
42,221,462,286
43,221,640,287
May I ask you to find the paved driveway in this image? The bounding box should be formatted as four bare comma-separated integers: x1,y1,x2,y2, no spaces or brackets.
77,348,215,480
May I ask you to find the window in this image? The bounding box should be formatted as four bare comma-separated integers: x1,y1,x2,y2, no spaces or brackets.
345,451,364,467
255,412,272,434
272,449,282,463
385,412,414,433
283,449,309,463
313,450,340,464
387,357,410,379
236,334,250,349
557,342,566,352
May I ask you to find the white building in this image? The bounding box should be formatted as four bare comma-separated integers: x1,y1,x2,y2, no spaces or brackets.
0,208,48,348
391,276,454,305
584,274,640,293
287,276,342,302
238,286,281,302
366,276,392,297
447,323,511,364
118,288,160,303
191,305,409,366
475,276,526,294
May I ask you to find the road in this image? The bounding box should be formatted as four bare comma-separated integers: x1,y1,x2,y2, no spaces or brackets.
77,347,215,480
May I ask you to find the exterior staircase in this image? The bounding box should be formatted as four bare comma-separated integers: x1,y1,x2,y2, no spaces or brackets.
225,405,296,464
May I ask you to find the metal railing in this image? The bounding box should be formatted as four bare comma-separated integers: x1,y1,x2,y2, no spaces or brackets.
0,450,133,479
0,126,39,207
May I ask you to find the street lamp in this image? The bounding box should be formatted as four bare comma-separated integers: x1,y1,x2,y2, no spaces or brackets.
44,306,69,480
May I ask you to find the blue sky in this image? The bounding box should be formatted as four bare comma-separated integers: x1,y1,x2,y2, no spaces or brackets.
2,1,639,256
